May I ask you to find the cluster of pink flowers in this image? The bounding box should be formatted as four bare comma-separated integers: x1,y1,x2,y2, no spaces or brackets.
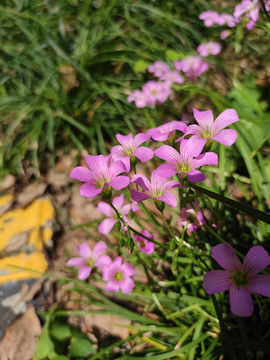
67,241,136,294
199,0,270,32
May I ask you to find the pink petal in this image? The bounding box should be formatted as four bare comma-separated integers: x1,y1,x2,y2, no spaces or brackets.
131,189,151,203
97,201,114,217
203,270,232,294
156,164,177,178
185,136,207,157
92,241,107,258
193,109,214,129
109,176,130,190
157,193,177,208
114,256,123,267
134,147,154,163
184,124,202,136
192,152,218,168
131,174,151,191
212,243,242,272
120,277,135,294
163,180,182,191
111,155,130,172
98,218,117,235
122,263,136,276
77,243,92,258
111,145,124,157
112,193,124,209
95,255,112,268
70,167,93,182
109,160,127,178
66,257,85,267
243,246,270,275
213,109,239,132
154,145,181,165
141,242,155,255
133,132,149,147
122,203,132,215
78,266,92,280
85,155,107,173
246,275,270,297
211,129,238,146
105,281,120,292
230,286,254,317
149,131,170,141
80,183,102,198
116,133,133,147
186,170,205,183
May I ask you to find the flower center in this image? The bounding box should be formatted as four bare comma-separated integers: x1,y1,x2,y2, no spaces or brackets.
231,269,249,287
114,271,124,282
140,241,146,248
86,259,95,267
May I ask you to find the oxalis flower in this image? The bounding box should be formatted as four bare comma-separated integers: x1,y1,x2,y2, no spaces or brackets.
130,169,182,208
204,243,270,317
70,155,130,198
154,139,218,183
197,41,222,57
178,200,206,232
103,257,135,294
147,121,187,143
66,242,110,280
184,108,239,157
135,230,155,255
97,194,138,235
111,133,153,172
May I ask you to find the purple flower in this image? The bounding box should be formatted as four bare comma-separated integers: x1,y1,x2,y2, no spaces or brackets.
135,230,155,255
66,242,111,280
70,155,130,198
234,0,260,29
147,121,187,142
219,13,239,27
103,256,135,294
130,169,182,208
220,30,231,39
178,200,206,232
127,90,147,108
204,243,270,317
148,61,170,77
154,140,218,183
197,41,222,57
97,194,138,235
174,57,209,81
142,81,171,106
184,108,239,157
159,70,185,85
199,11,220,26
111,133,153,172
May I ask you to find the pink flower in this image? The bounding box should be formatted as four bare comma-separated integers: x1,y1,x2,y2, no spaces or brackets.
111,132,153,172
154,140,218,183
197,41,222,57
219,13,239,27
70,155,130,198
66,242,111,280
234,0,260,29
178,201,205,232
127,90,147,108
204,243,270,317
159,70,185,85
147,121,187,142
135,230,155,255
103,256,135,294
174,57,209,81
199,10,220,26
220,30,231,39
97,194,138,235
148,61,170,77
142,81,171,106
130,169,182,208
184,108,239,157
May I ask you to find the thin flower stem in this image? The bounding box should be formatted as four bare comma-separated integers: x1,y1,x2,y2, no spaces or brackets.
160,211,174,238
260,0,270,21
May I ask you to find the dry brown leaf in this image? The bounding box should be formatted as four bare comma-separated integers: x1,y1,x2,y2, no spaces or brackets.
16,183,47,208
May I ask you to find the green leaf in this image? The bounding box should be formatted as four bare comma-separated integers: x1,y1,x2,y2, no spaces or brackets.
50,319,72,343
69,338,96,358
165,49,186,61
34,333,55,360
133,59,149,73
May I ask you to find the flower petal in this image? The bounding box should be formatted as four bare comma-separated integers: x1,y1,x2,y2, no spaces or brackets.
246,275,270,297
184,124,201,137
97,201,114,217
80,183,102,198
92,241,107,258
98,218,117,235
66,257,85,267
112,193,124,209
186,170,205,183
211,129,238,146
105,281,120,292
213,109,239,132
85,155,107,173
230,286,254,317
116,133,133,147
131,189,151,203
212,243,242,272
157,193,177,208
131,174,151,191
122,263,136,276
243,246,270,275
163,180,182,191
134,147,154,163
133,132,149,147
154,145,181,165
192,152,218,168
185,136,207,157
78,266,92,280
156,164,177,178
109,160,127,178
95,255,112,268
70,167,93,182
203,270,231,294
110,176,130,190
193,109,214,129
120,278,135,294
77,243,92,258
